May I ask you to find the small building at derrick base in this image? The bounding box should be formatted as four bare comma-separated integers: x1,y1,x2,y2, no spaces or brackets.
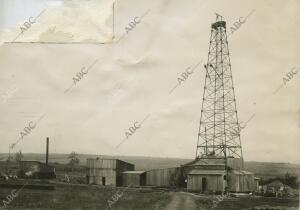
86,158,134,186
182,156,258,193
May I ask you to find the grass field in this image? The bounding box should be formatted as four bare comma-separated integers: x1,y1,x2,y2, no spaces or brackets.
210,197,299,210
0,184,172,210
0,183,298,210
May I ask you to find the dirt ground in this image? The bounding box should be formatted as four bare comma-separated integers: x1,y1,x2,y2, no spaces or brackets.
162,192,299,210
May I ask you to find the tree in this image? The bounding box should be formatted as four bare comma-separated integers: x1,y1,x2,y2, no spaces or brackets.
15,150,24,163
259,172,299,189
5,155,13,174
6,155,13,163
283,172,298,189
68,152,80,172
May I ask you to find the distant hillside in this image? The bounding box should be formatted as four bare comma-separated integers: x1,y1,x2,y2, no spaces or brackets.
0,153,299,179
244,161,300,179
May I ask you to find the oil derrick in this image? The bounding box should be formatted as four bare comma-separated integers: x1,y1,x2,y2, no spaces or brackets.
196,14,243,160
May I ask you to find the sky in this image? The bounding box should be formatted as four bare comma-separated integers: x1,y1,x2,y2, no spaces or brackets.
0,0,299,163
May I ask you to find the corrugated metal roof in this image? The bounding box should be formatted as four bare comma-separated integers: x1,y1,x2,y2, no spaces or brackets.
183,158,226,167
188,169,225,175
86,158,134,169
87,158,122,162
122,171,145,174
21,160,42,163
229,170,254,175
145,167,180,173
242,170,254,175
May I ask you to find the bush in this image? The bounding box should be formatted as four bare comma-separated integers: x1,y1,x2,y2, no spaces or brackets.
259,172,299,189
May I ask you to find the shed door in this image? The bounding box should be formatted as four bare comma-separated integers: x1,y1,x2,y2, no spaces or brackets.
202,177,207,191
102,177,106,186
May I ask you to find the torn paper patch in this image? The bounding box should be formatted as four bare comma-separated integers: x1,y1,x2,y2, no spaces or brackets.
0,0,114,44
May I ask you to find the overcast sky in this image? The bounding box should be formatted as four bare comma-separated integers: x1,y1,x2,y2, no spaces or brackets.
0,0,299,164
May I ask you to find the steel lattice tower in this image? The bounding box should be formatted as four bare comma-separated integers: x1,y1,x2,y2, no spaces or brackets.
196,15,243,159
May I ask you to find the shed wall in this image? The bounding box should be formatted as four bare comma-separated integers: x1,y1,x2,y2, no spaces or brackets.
87,169,116,186
187,175,224,192
146,168,182,187
227,158,244,170
116,160,135,175
123,173,145,186
228,172,257,192
86,159,116,169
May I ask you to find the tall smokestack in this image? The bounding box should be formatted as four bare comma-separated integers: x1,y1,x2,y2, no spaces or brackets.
46,137,49,165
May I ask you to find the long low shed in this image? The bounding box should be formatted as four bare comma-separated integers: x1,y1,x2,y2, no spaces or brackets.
122,171,146,187
145,167,183,187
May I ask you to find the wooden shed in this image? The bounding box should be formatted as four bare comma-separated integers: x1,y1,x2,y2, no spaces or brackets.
228,170,258,192
145,167,184,187
187,169,226,192
122,171,146,187
86,158,134,186
183,157,257,193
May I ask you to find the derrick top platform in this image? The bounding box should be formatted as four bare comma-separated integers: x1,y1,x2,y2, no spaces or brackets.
212,21,226,30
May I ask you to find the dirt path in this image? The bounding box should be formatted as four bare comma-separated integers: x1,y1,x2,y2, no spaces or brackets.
163,192,198,210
